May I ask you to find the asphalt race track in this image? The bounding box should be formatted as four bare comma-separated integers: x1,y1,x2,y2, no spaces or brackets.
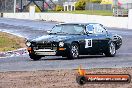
0,18,132,72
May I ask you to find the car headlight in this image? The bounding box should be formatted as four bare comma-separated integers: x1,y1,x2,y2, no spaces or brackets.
59,42,64,47
26,42,31,47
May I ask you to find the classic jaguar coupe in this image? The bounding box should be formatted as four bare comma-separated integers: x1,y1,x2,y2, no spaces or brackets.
26,23,122,60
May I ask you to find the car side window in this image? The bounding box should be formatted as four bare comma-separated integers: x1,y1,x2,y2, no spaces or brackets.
86,24,94,34
93,24,107,34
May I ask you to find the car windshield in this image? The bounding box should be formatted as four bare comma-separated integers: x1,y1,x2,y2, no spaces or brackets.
50,25,84,34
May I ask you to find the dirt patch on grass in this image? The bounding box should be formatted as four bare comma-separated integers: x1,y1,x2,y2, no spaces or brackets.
0,32,26,51
0,68,132,88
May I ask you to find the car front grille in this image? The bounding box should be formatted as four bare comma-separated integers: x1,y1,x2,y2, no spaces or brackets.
37,43,51,49
35,42,57,50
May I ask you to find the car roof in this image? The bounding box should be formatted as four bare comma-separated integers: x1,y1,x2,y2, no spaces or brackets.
57,23,101,26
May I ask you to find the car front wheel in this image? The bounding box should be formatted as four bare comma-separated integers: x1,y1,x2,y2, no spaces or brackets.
104,42,116,57
67,43,79,59
29,54,42,61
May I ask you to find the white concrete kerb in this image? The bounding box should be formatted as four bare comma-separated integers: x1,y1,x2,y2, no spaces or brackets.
128,9,132,29
2,13,130,29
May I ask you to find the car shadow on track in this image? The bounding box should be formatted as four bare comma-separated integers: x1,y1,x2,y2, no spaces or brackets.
38,55,106,61
27,53,124,61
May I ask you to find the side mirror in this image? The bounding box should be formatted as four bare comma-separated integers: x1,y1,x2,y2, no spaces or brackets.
88,31,94,34
47,30,51,33
85,31,93,35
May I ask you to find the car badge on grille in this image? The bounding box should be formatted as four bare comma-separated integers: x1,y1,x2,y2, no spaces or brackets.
43,41,50,43
53,44,56,46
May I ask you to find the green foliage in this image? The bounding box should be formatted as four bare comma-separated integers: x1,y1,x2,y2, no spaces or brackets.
35,6,41,12
49,10,113,16
55,5,64,11
90,0,102,3
75,0,86,10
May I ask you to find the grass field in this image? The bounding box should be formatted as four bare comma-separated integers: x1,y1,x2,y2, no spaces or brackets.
47,10,113,16
0,32,26,52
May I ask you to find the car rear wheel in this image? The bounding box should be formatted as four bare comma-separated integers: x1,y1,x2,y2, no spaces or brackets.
29,54,42,61
67,43,79,59
104,42,116,57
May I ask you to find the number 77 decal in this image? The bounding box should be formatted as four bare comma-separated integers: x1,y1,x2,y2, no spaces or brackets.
85,39,92,48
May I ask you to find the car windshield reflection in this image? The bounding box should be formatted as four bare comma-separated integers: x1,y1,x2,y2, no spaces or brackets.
50,25,84,35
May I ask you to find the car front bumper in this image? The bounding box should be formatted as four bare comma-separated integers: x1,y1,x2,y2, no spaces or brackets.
34,49,56,55
28,47,69,56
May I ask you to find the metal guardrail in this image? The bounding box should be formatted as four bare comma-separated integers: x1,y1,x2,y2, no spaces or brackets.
85,3,112,11
113,9,128,17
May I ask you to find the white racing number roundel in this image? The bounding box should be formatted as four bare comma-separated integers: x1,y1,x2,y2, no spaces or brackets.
85,39,92,48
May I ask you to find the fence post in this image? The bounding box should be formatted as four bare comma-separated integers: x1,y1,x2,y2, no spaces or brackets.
0,13,3,17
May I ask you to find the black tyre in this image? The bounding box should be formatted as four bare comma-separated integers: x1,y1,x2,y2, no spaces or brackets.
29,54,41,61
76,76,86,85
67,43,79,59
105,42,116,57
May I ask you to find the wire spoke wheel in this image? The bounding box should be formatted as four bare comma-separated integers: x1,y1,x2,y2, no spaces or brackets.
110,43,116,55
105,42,116,57
71,45,79,58
68,43,79,59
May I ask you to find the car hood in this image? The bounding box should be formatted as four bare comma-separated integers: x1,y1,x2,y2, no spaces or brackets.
31,34,80,42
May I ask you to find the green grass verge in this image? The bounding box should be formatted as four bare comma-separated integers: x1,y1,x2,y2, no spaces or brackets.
47,10,113,16
0,32,25,52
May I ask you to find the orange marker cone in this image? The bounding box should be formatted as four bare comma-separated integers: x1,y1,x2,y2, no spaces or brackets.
78,65,86,76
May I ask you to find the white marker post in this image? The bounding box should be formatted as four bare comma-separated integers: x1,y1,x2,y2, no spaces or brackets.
14,0,16,13
29,5,35,20
128,9,132,29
